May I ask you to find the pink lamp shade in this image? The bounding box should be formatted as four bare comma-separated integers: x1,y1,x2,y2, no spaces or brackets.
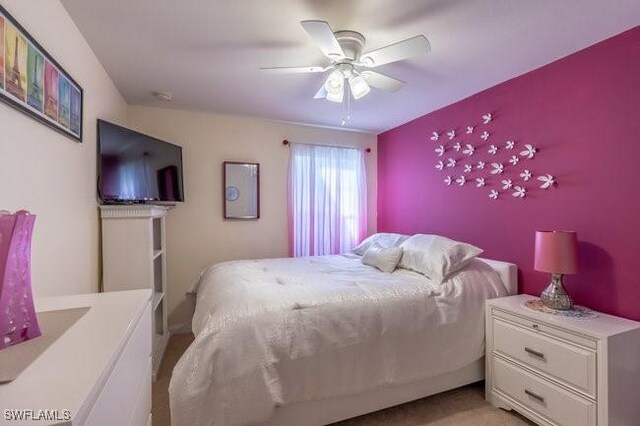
534,231,578,274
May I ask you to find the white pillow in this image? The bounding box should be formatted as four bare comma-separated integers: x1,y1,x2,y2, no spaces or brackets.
352,233,409,256
361,242,403,273
398,234,483,284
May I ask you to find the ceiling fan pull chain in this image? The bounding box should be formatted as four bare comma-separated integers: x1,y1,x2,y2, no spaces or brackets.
341,89,346,126
347,85,352,122
341,83,353,126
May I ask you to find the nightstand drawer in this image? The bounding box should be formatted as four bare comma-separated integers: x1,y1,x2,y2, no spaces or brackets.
493,317,596,397
493,357,596,426
492,308,596,349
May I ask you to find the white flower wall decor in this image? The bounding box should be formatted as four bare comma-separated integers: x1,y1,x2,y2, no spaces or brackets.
520,170,532,181
513,186,526,198
490,163,504,174
520,144,537,159
428,112,559,202
501,179,513,190
538,174,556,189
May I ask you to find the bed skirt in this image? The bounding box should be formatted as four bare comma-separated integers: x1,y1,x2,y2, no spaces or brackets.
257,358,485,426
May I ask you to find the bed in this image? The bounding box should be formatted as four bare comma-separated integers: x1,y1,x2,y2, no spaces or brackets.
169,253,517,426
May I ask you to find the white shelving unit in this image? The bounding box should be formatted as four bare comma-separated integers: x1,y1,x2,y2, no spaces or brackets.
100,205,170,380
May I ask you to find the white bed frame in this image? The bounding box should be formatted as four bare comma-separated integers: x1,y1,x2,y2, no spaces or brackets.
258,258,518,426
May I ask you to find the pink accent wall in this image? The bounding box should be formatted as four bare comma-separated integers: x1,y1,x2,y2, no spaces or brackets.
377,27,640,320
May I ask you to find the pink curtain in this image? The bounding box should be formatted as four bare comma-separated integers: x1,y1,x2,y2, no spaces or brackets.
288,143,367,257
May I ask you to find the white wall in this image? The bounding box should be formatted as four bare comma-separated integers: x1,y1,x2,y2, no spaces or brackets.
0,0,127,296
128,106,377,329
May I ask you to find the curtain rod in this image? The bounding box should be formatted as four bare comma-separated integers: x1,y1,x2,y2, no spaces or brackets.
282,140,371,153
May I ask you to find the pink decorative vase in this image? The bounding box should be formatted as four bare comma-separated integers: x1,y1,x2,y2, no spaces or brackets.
0,210,41,350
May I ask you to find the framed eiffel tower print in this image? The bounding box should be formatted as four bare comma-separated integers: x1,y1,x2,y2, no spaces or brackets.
0,5,83,142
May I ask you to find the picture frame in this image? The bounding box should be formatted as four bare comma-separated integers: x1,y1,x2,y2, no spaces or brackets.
0,5,83,143
223,161,260,220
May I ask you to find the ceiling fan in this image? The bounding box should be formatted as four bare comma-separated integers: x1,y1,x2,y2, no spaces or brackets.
261,20,431,103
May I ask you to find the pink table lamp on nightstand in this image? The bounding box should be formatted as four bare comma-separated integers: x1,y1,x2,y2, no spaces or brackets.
535,230,578,310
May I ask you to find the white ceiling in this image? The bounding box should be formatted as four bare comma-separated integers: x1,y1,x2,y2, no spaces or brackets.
61,0,640,133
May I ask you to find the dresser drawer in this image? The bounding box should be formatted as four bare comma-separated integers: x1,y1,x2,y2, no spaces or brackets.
492,357,596,426
128,358,152,426
84,302,152,426
493,317,596,397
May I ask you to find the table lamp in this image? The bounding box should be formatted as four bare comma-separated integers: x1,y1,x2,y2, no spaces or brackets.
534,230,578,310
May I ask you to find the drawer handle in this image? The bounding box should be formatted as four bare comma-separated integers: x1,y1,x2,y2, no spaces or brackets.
524,347,545,359
524,389,545,403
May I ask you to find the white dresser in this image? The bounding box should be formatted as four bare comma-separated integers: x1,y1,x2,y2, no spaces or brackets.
486,294,640,426
0,290,152,426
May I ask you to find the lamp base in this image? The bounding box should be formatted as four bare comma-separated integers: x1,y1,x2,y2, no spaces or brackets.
540,273,573,311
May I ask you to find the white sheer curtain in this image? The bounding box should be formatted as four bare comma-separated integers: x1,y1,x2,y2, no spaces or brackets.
288,143,367,257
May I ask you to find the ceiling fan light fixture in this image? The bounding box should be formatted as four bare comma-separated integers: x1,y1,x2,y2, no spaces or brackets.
326,88,344,103
324,70,345,102
324,70,344,94
349,75,370,100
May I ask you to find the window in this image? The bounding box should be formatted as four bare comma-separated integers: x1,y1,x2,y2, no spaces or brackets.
288,143,366,257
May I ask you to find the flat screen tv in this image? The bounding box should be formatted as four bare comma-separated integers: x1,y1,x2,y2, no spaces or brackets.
97,120,184,203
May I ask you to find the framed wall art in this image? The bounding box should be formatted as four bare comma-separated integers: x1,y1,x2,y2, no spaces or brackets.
223,161,260,219
0,5,83,142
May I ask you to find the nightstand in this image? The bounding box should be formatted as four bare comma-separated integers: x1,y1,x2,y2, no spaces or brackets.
485,294,640,426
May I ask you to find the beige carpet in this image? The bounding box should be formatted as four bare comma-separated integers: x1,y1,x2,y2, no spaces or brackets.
153,334,533,426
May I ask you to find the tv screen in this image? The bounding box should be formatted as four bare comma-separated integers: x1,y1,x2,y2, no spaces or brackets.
97,120,184,203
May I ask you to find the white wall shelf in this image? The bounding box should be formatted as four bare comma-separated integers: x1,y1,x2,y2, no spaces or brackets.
100,205,171,381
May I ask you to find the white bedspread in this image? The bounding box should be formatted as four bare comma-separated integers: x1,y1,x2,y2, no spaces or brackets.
170,255,507,426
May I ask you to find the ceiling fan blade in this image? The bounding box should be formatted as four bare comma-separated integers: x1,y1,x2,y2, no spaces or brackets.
360,35,430,67
361,71,405,92
313,84,328,99
300,20,345,59
260,66,327,74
